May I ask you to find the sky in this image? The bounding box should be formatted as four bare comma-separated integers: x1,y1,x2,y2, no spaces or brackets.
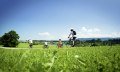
0,0,120,40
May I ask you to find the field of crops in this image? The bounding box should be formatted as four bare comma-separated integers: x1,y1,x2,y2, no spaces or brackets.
0,44,120,72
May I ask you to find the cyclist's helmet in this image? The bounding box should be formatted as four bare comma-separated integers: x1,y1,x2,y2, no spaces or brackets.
70,28,73,31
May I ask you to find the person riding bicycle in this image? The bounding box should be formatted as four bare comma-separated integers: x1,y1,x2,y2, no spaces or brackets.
57,39,63,48
44,41,48,48
68,28,77,47
28,39,33,48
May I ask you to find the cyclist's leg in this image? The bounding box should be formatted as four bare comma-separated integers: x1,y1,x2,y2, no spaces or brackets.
73,40,75,46
30,43,32,48
46,45,48,48
72,37,76,47
68,37,73,47
31,43,33,48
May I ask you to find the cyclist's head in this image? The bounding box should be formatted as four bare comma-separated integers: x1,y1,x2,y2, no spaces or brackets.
70,28,73,31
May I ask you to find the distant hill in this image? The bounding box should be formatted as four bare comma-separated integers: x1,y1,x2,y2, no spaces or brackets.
77,37,120,41
19,37,120,42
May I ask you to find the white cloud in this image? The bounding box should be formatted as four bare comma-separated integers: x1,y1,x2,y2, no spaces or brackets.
111,32,120,38
94,28,100,32
38,32,56,40
81,27,87,32
78,27,120,38
81,27,100,33
77,32,120,38
38,32,50,36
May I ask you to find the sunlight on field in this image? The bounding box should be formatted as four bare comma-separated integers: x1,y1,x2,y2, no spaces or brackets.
0,45,120,72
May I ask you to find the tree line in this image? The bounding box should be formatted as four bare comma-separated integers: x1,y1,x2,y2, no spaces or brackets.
30,38,120,47
0,30,120,47
74,38,120,47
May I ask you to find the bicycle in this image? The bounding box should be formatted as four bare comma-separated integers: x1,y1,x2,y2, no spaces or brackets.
66,37,80,48
43,45,49,49
29,43,33,48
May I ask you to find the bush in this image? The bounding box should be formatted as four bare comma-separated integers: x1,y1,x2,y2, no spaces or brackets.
33,42,39,45
1,30,20,47
90,43,98,47
0,37,2,45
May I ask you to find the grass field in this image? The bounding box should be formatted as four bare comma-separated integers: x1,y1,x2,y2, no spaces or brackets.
0,43,120,72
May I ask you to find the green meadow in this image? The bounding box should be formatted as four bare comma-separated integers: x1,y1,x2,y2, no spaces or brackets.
0,43,120,72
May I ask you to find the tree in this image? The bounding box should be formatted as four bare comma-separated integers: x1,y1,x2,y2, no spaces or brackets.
1,30,20,47
0,37,2,45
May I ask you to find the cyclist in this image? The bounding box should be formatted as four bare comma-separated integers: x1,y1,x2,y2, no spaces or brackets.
68,28,77,47
28,39,33,48
57,39,63,48
43,41,48,48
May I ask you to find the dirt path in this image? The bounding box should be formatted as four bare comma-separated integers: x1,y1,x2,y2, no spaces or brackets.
0,47,42,49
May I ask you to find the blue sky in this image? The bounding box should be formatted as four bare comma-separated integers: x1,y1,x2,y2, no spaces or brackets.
0,0,120,40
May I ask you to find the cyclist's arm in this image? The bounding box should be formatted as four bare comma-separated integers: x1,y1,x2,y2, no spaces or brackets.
68,32,72,38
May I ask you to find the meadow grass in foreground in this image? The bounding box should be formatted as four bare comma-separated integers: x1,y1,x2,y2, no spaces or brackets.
0,45,120,72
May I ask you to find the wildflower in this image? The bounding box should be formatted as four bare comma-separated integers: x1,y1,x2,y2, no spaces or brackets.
75,55,79,58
